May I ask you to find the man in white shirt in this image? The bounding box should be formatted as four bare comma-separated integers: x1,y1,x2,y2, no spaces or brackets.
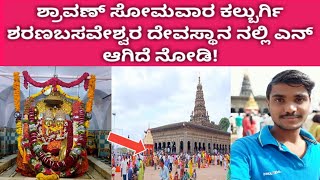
159,158,169,180
169,155,174,172
120,157,128,180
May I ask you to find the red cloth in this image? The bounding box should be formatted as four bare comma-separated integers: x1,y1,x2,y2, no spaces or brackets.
242,117,256,136
116,166,121,172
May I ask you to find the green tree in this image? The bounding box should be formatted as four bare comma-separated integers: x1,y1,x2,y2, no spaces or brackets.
219,117,230,132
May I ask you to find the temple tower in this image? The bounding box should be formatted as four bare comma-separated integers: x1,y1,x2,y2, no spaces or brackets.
240,73,253,97
190,76,210,124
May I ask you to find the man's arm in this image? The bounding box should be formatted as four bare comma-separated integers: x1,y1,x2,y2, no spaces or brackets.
230,139,251,180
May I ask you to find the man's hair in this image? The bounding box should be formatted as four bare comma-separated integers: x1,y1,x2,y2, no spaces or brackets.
160,158,164,164
266,70,315,99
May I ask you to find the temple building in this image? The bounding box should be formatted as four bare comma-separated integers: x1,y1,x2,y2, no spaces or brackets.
231,73,268,114
151,77,230,154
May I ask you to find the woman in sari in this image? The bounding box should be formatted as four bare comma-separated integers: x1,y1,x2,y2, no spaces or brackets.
138,159,144,180
188,159,193,176
180,159,184,178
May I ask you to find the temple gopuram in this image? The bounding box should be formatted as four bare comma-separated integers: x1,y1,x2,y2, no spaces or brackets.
151,77,230,154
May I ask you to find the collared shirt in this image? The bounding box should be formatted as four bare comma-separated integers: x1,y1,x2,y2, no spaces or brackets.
159,165,169,180
231,125,320,180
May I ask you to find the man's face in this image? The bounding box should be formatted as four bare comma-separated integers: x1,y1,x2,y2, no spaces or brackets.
267,83,311,130
160,161,164,168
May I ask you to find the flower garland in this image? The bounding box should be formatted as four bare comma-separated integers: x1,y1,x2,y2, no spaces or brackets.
84,75,95,137
16,121,23,156
14,72,24,158
25,101,86,178
23,97,34,115
36,173,59,180
84,121,90,137
13,72,20,112
23,71,89,91
30,86,51,99
21,97,34,164
57,85,80,101
85,75,96,113
29,85,80,102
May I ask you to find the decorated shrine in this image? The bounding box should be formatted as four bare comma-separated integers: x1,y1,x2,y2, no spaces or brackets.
244,94,259,114
143,129,154,156
142,129,154,167
13,71,96,179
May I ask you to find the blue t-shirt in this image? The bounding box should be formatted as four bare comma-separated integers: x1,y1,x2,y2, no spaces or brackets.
231,125,320,180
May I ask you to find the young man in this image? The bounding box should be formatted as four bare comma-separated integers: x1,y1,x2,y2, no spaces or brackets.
120,156,128,180
231,70,320,180
159,158,169,180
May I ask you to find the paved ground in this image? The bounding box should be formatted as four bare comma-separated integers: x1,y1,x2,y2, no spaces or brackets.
115,165,227,180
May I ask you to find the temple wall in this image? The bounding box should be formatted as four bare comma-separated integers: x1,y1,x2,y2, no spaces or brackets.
152,126,230,154
90,130,111,158
0,128,18,157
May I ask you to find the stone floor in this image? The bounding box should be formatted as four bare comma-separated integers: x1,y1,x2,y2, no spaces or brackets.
115,164,227,180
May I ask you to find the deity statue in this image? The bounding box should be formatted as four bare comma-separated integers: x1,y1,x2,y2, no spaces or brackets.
39,109,69,161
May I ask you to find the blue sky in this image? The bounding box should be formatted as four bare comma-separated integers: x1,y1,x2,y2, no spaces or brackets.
112,67,231,141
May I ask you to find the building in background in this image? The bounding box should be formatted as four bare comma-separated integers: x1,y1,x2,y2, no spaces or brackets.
230,72,270,143
151,77,230,154
231,73,268,114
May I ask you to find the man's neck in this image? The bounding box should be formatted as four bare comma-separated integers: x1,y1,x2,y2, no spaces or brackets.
270,125,302,144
